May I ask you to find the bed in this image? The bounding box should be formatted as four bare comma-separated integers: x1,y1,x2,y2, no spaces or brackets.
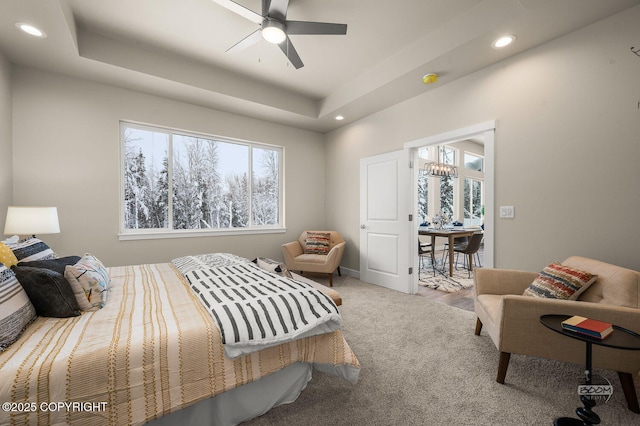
0,253,359,426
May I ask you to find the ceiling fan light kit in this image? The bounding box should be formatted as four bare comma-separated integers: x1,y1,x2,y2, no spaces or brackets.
262,19,287,44
213,0,347,69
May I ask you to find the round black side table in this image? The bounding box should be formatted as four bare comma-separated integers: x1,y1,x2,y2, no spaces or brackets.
540,314,640,426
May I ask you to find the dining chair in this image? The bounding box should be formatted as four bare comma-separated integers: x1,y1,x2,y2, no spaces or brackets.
440,235,469,266
443,232,484,277
418,241,435,280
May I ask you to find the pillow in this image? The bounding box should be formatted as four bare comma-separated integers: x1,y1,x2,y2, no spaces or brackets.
7,237,58,263
1,235,19,245
305,231,331,255
523,262,597,300
12,266,81,318
64,254,110,311
0,242,19,267
253,257,293,279
0,264,37,352
19,256,81,275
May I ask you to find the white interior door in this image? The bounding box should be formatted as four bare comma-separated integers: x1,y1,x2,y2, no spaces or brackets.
360,149,412,293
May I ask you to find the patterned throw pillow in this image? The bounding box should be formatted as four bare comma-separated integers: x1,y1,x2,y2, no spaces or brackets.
7,237,58,263
524,262,597,300
253,257,293,278
64,254,110,311
0,242,19,267
305,231,331,255
0,264,37,352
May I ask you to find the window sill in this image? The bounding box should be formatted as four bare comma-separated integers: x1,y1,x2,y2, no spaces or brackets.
118,227,287,241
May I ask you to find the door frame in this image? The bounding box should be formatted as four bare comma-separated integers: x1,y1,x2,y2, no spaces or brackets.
404,121,495,294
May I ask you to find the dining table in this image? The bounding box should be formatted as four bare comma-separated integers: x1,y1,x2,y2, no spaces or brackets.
418,227,477,277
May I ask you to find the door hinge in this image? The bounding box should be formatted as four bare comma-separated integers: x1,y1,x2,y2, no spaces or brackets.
408,267,413,275
409,214,413,222
409,161,414,169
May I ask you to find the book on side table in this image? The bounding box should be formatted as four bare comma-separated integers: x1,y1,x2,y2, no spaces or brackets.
561,315,614,339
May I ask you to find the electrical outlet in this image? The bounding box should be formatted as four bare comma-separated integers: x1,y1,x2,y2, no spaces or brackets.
500,206,515,218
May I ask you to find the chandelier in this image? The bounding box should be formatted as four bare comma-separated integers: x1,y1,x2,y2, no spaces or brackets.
423,147,458,178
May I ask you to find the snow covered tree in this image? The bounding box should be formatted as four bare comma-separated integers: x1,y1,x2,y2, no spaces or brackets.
417,170,429,223
172,137,207,229
252,148,279,225
122,124,282,232
225,173,248,227
124,148,151,228
151,156,169,228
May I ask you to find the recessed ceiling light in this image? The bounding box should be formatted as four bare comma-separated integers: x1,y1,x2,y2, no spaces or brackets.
15,22,47,38
492,35,515,49
335,115,344,121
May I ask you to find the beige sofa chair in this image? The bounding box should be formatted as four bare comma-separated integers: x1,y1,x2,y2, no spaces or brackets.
282,231,345,287
474,256,640,412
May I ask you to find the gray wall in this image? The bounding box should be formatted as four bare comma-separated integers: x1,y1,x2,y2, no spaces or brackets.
325,6,640,272
0,52,12,229
11,68,325,266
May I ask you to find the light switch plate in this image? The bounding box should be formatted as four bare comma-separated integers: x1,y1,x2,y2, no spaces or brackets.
500,206,515,218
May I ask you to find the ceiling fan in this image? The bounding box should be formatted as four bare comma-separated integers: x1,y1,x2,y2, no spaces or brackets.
211,0,347,69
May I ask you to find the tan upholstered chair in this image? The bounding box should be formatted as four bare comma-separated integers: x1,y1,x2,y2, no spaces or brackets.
474,256,640,412
282,231,345,287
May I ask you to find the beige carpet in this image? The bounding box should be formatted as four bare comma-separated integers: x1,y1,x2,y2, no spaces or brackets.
246,275,640,426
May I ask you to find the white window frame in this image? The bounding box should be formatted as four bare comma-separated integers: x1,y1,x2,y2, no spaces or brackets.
118,121,285,240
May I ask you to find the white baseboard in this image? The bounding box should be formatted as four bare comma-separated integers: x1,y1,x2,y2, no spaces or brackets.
339,266,359,279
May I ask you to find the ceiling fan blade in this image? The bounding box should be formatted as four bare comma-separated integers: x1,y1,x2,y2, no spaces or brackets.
268,0,289,21
278,36,303,69
210,0,263,24
286,21,347,35
225,29,261,52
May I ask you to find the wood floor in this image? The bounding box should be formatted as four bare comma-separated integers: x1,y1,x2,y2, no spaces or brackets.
414,244,484,312
416,285,474,312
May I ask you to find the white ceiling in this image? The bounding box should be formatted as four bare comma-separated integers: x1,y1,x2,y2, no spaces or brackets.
1,0,639,132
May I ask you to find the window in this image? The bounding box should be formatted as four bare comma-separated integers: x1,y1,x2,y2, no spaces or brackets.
417,168,429,223
464,152,483,172
464,178,483,227
439,147,455,218
120,122,283,239
417,147,430,223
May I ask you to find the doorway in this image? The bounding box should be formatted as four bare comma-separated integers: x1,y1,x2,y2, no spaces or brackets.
404,121,495,294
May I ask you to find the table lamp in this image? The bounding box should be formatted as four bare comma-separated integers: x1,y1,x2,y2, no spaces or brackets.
4,206,60,239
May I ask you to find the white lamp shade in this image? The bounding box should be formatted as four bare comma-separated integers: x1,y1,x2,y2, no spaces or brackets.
4,206,60,236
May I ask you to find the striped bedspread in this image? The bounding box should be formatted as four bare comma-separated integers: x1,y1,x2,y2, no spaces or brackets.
173,255,341,358
0,263,359,426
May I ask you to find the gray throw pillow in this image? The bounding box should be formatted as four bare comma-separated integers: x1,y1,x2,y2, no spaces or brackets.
12,266,81,318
